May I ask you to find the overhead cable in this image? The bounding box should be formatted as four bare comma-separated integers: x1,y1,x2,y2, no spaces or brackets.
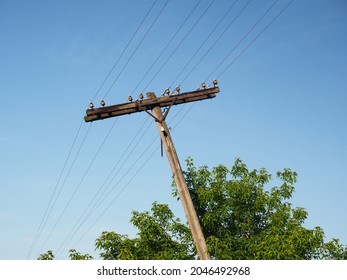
179,0,252,87
130,0,203,96
216,0,295,79
90,0,159,102
26,119,84,259
170,0,241,88
205,0,281,81
103,0,171,100
142,0,216,92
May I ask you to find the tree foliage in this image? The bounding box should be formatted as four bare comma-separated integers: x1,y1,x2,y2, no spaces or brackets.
174,158,325,259
95,158,346,260
38,158,346,260
37,250,54,260
68,249,93,260
95,202,194,260
37,249,93,260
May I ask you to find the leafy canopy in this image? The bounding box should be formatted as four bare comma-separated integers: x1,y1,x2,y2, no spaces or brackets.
94,158,346,260
38,158,346,260
37,249,93,260
95,202,194,260
175,158,321,259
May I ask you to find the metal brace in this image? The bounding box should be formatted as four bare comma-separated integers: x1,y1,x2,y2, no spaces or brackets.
145,97,177,123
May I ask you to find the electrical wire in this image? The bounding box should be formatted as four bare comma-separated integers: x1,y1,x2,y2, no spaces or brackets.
55,117,153,256
169,0,240,88
142,0,216,92
53,1,173,255
34,0,173,258
56,95,201,256
69,92,204,254
29,0,159,256
54,0,214,252
205,0,281,81
103,0,171,100
215,0,295,80
178,0,252,87
36,118,118,254
31,122,93,256
37,0,170,258
70,134,160,253
130,0,203,97
175,1,295,158
26,119,84,259
52,2,223,255
90,0,159,103
28,121,92,259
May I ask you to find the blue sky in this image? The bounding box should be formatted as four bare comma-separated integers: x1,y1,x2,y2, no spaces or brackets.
0,0,346,259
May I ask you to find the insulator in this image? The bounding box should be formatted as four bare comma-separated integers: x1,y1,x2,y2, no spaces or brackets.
175,85,180,93
128,95,133,102
101,100,105,107
139,93,144,100
165,88,170,95
89,102,94,109
202,82,206,88
213,79,218,86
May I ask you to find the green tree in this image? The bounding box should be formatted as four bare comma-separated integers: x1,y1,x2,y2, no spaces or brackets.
68,249,93,260
176,158,326,259
37,250,54,260
95,202,194,260
95,158,346,260
37,249,93,260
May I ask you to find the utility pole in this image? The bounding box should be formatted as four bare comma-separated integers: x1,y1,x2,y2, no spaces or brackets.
85,84,220,260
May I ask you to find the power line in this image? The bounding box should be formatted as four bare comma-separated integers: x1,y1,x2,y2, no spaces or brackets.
90,0,159,103
55,2,214,250
84,122,153,216
28,121,92,259
175,1,293,157
205,0,281,81
179,0,252,87
216,0,295,79
29,0,174,260
52,0,174,258
103,0,171,100
32,123,93,256
69,88,207,256
70,135,160,253
54,1,229,254
28,0,156,253
55,117,153,256
60,6,217,251
171,1,295,173
58,132,159,256
26,119,84,259
130,0,203,97
37,118,118,254
142,0,216,92
40,0,171,258
53,0,172,255
169,0,240,88
57,105,192,256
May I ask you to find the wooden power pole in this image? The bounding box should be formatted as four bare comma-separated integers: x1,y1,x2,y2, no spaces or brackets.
84,85,220,260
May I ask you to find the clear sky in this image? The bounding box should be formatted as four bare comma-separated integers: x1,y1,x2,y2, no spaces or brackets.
0,0,346,260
